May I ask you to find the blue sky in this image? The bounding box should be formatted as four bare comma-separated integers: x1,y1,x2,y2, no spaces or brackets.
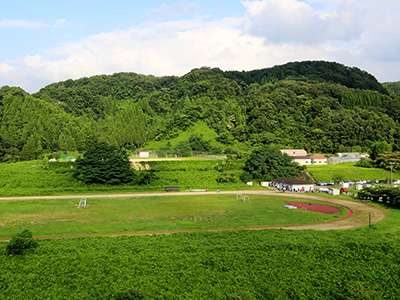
1,0,400,92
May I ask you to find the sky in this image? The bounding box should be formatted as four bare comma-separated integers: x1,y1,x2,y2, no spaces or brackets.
1,0,400,93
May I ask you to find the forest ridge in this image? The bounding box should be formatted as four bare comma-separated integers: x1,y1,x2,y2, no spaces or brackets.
1,60,400,162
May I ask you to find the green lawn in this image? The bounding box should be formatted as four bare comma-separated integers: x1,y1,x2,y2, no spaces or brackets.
307,162,399,182
1,204,399,299
0,194,347,238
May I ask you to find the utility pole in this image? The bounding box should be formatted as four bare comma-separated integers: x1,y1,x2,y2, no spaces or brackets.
389,162,395,188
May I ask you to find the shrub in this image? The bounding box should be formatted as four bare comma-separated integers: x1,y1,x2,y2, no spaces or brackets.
5,229,38,255
355,157,374,168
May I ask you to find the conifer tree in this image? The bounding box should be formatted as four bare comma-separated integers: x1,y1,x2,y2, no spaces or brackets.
73,142,134,184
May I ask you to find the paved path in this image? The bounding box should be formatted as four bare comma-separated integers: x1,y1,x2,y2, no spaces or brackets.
0,190,386,235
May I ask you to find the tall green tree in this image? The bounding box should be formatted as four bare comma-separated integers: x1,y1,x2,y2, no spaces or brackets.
369,141,392,160
73,143,134,184
240,145,303,182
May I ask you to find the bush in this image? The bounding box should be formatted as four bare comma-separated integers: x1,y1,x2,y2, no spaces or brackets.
355,157,374,168
5,229,38,255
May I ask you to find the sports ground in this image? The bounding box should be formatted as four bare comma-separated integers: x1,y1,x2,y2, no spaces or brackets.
0,190,385,240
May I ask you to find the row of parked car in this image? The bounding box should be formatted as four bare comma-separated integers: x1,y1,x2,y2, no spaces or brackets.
316,179,391,187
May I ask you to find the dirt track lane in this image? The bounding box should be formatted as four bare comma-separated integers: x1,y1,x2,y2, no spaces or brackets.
0,190,386,233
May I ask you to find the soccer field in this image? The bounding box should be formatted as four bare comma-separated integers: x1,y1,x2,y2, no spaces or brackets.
0,194,347,238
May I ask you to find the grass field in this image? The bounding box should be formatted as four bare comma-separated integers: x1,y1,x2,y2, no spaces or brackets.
0,194,348,238
307,162,399,182
3,159,400,298
1,202,399,299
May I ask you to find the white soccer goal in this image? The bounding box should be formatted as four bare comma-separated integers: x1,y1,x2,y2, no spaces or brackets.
78,198,86,208
236,193,251,202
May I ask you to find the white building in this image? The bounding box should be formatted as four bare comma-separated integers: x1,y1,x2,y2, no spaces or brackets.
311,155,327,165
137,149,150,158
271,177,315,192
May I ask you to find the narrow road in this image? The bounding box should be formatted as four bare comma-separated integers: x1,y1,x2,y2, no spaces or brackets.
0,190,386,232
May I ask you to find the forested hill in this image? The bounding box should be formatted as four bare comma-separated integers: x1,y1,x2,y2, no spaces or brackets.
226,61,387,93
383,81,400,96
1,60,400,162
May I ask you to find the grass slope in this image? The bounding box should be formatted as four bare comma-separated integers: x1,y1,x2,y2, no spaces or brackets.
0,159,248,197
307,162,399,182
0,160,397,197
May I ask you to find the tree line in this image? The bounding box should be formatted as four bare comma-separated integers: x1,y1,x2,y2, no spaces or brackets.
1,61,400,162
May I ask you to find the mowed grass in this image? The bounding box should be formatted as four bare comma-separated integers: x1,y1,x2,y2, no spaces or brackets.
308,162,399,182
0,194,347,238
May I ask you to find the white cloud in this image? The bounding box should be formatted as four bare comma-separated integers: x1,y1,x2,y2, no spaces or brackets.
1,0,400,93
0,19,47,29
54,19,73,28
242,0,362,44
0,19,333,92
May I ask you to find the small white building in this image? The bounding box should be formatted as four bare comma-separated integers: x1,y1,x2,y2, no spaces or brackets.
293,156,313,165
330,188,341,195
271,177,315,192
137,149,150,158
341,182,350,189
311,155,327,165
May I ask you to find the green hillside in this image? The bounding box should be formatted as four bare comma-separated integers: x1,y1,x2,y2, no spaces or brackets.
383,81,400,96
1,61,400,161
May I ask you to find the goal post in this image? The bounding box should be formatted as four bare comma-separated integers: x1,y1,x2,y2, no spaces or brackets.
78,198,86,208
237,194,250,202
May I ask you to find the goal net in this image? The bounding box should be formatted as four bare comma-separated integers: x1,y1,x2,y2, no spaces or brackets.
78,198,87,208
236,193,250,202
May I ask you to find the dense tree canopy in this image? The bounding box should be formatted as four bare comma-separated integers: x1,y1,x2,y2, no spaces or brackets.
1,61,400,162
240,145,303,182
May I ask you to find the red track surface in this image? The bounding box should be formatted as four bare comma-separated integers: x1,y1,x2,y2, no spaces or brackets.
284,201,342,214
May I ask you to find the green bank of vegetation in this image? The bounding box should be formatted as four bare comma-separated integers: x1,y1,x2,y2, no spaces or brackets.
1,61,400,162
1,207,400,299
0,158,250,197
0,159,398,197
307,163,400,183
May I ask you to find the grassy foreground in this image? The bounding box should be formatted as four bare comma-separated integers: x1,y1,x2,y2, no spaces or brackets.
1,204,400,299
0,194,347,238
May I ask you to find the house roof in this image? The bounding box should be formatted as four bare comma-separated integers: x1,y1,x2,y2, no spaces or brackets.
293,156,312,160
280,149,308,156
311,155,327,159
271,177,314,185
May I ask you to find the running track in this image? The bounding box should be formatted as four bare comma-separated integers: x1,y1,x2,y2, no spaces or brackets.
0,190,386,240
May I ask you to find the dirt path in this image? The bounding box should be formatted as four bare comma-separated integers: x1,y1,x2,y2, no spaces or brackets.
0,190,386,234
